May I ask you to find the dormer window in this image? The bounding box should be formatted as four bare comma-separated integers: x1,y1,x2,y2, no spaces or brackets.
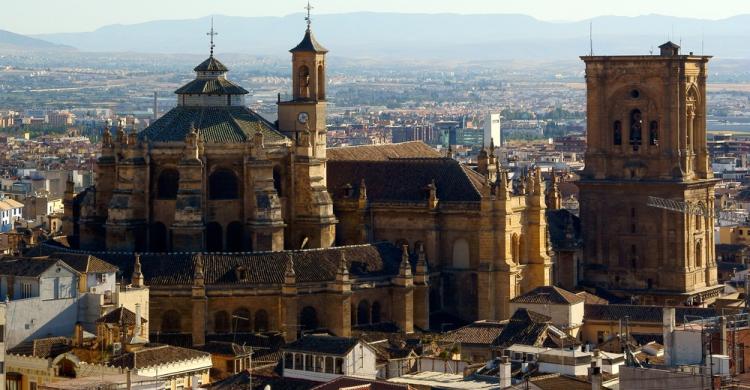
235,266,248,282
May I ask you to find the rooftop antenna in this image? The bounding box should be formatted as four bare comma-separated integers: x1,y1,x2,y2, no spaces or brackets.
701,28,705,56
206,17,218,57
589,21,593,56
304,1,314,31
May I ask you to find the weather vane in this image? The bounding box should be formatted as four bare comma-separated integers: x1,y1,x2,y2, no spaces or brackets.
207,17,218,57
304,1,314,30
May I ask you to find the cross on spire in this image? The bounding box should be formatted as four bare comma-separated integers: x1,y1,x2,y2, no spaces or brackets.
304,1,314,31
207,17,218,57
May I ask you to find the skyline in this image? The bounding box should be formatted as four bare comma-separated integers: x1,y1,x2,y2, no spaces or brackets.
5,0,750,35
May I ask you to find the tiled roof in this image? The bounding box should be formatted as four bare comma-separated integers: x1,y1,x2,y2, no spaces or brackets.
531,374,599,390
575,291,609,305
290,29,328,53
174,77,248,95
327,141,442,161
443,320,507,345
54,253,118,274
511,285,584,305
284,335,359,355
138,106,285,144
312,377,410,390
584,304,718,324
42,242,406,287
97,307,146,325
194,56,229,72
8,336,71,358
491,309,552,349
328,158,486,203
199,341,253,356
0,256,60,277
108,344,209,369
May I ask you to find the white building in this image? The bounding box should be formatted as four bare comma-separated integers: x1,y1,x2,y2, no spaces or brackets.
484,113,501,147
282,335,379,382
508,285,585,337
0,198,23,232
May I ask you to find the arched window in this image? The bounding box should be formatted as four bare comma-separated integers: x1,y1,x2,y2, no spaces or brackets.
317,64,325,100
371,301,381,324
209,169,239,200
511,234,520,263
451,238,470,269
273,166,283,197
649,121,659,146
232,308,252,333
254,309,269,332
298,65,310,98
357,300,370,325
206,222,223,252
519,235,527,264
161,310,181,333
300,306,318,331
157,169,179,199
629,110,642,147
150,222,168,252
613,121,622,145
214,311,230,334
226,221,244,252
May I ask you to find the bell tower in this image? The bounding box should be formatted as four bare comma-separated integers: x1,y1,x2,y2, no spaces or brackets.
578,42,719,304
277,3,337,249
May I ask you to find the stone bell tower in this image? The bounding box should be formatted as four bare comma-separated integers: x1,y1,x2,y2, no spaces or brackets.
578,42,719,304
277,10,336,249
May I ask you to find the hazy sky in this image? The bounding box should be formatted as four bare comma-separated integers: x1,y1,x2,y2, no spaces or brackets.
8,0,750,35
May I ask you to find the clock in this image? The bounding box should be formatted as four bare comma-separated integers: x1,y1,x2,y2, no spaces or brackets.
297,112,309,124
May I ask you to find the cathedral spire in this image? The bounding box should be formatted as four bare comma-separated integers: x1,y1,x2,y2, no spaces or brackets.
207,17,218,57
305,1,313,32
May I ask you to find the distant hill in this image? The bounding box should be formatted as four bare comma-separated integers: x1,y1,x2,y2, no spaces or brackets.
33,13,750,59
0,29,73,52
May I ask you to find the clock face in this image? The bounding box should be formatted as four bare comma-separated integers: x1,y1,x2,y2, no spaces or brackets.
298,112,309,124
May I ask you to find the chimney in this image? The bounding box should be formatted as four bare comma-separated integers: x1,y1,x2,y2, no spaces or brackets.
590,366,602,390
498,356,511,388
134,303,141,337
663,307,675,366
73,322,84,347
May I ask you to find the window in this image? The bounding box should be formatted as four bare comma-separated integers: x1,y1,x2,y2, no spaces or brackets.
285,353,293,368
649,121,659,145
305,354,313,371
96,273,107,284
21,282,32,298
315,356,324,372
335,357,344,374
157,169,179,199
629,109,643,149
613,121,622,145
325,357,334,373
209,169,239,200
294,353,303,370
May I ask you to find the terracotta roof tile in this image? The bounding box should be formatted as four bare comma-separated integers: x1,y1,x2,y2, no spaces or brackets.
511,285,584,305
327,141,441,161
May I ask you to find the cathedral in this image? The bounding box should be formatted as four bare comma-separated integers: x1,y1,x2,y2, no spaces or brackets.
58,19,553,345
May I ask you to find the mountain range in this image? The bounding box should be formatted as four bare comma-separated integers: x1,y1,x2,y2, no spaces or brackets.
0,29,72,52
6,13,750,59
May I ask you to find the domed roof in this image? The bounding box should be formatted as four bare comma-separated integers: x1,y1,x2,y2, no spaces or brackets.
290,28,328,54
193,56,228,72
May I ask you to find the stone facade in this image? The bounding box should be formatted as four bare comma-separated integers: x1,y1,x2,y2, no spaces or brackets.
579,42,721,305
70,31,334,254
58,23,555,346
